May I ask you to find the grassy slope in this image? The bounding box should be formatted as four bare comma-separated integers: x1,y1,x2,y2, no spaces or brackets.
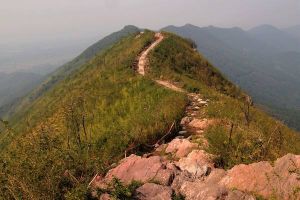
0,31,187,199
148,33,300,169
1,25,140,121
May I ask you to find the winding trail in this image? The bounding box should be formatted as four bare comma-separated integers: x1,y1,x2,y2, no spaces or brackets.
137,33,164,76
137,32,185,93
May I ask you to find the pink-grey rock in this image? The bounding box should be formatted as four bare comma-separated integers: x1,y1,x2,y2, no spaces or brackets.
219,161,273,197
226,190,255,200
165,139,197,158
171,170,194,194
105,155,174,186
188,119,214,130
220,155,300,200
270,154,300,200
99,193,112,200
179,180,228,200
135,183,173,200
273,153,300,176
176,150,214,177
180,117,191,125
205,168,226,184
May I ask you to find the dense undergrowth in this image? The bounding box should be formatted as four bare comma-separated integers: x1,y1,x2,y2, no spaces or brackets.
148,32,300,169
0,31,187,199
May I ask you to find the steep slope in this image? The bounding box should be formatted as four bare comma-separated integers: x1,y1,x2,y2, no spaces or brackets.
0,30,299,200
162,24,300,130
1,25,140,119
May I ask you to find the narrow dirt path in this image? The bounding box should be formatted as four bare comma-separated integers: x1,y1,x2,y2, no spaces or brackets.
137,33,164,76
136,32,213,143
137,32,186,93
155,80,185,93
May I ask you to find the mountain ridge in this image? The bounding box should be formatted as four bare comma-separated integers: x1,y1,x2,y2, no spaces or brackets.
0,28,299,199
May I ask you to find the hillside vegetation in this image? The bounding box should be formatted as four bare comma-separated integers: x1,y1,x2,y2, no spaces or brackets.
1,25,140,120
147,33,300,168
0,31,187,199
163,24,300,131
0,30,299,199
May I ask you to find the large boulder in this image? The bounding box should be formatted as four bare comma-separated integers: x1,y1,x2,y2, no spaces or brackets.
105,155,175,186
219,161,273,197
135,183,173,200
220,154,300,200
165,139,197,158
270,154,300,200
176,150,214,177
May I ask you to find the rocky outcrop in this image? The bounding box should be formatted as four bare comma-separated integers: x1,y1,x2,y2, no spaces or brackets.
220,154,300,200
90,138,300,200
90,90,299,200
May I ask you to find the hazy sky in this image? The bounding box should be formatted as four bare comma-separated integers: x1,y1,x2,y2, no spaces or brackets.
1,0,299,45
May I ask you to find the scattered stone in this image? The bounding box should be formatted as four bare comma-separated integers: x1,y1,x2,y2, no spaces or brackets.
165,139,197,159
171,170,194,194
176,150,214,177
180,117,191,125
188,119,214,130
99,193,112,200
178,130,187,135
193,106,200,110
205,168,226,184
135,183,173,200
179,180,228,200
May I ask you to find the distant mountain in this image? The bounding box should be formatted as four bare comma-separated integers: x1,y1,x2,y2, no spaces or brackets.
248,24,300,52
0,71,42,108
284,24,300,40
162,24,300,130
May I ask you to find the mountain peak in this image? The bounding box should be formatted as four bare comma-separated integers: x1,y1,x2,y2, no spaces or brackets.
249,24,280,33
123,25,140,31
